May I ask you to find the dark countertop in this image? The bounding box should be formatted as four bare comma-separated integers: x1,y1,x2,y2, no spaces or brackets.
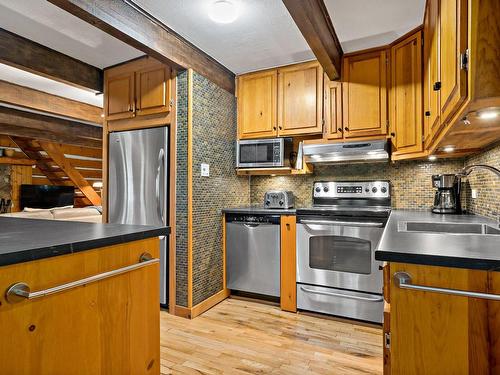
376,210,500,271
0,217,169,267
222,206,296,215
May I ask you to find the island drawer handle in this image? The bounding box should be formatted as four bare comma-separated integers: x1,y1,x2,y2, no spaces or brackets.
393,272,500,301
5,252,159,304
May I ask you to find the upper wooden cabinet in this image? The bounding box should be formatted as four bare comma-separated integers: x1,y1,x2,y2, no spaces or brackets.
104,57,172,122
342,50,389,139
423,0,441,147
324,78,343,140
237,61,323,139
390,31,423,157
136,63,172,117
438,0,468,125
237,70,277,139
277,61,323,136
106,72,135,121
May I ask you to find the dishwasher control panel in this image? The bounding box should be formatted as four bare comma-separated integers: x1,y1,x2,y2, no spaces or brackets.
225,213,280,224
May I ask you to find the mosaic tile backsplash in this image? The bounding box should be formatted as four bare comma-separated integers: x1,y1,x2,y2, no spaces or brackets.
0,166,10,201
250,142,500,220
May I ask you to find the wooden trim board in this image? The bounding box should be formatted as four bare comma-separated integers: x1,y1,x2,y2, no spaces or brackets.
175,289,230,320
187,68,194,309
168,72,177,315
280,215,297,312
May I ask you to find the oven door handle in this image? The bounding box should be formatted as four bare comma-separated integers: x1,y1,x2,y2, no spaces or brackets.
300,219,384,228
299,286,383,302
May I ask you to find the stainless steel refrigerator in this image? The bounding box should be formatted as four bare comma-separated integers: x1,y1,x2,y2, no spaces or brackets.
108,126,169,306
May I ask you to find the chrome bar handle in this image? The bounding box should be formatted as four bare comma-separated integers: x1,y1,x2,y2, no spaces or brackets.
5,253,159,304
300,219,384,227
299,286,383,302
393,272,500,301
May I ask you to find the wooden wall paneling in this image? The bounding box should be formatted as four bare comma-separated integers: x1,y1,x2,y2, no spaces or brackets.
277,61,323,136
237,69,278,139
48,0,235,94
10,165,32,212
282,0,342,80
0,28,103,92
187,68,193,310
390,263,490,374
38,141,101,206
0,238,160,374
0,80,102,124
280,215,297,312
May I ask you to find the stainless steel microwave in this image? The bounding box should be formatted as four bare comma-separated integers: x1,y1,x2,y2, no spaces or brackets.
236,138,293,168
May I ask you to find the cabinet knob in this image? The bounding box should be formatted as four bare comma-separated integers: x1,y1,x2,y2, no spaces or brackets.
338,127,343,132
425,111,431,117
259,111,263,117
273,126,277,131
279,126,283,130
390,132,396,137
433,81,441,91
286,223,290,230
344,127,349,131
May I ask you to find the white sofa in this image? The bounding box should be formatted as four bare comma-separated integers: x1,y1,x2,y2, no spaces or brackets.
1,206,103,223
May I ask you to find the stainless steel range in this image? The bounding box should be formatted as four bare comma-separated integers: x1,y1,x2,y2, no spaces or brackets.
296,180,391,323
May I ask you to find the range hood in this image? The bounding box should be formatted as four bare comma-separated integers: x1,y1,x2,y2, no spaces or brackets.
303,140,389,164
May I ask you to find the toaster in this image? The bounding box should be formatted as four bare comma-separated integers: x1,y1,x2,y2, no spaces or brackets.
264,190,295,209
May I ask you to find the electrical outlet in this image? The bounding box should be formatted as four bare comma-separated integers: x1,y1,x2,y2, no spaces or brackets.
201,163,210,177
471,189,478,199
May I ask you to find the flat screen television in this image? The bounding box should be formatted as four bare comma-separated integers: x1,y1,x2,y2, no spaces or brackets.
20,185,75,210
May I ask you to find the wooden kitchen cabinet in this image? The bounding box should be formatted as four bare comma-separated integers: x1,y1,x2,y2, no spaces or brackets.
0,238,160,375
423,0,441,147
106,72,135,121
324,77,343,140
280,215,297,313
390,31,423,157
438,0,468,126
342,49,389,139
277,61,323,136
237,69,278,139
105,57,172,122
136,63,172,117
388,262,493,374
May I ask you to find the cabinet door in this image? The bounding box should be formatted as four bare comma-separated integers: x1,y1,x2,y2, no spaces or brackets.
0,239,160,375
277,61,323,136
106,72,135,120
136,64,171,116
343,50,388,138
390,263,490,374
439,0,468,125
390,31,423,155
423,0,441,146
324,78,343,140
237,70,277,139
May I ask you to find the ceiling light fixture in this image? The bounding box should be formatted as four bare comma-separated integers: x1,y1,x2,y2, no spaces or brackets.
477,110,498,120
428,155,437,161
208,0,239,24
443,146,455,153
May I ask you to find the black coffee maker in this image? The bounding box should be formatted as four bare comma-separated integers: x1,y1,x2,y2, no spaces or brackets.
431,174,461,214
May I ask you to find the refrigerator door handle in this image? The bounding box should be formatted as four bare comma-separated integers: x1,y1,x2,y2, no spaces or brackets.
155,148,165,224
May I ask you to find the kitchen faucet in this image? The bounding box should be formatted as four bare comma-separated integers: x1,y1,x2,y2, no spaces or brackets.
456,164,500,226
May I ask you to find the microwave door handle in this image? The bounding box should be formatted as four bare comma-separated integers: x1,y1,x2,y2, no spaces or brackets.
300,219,384,228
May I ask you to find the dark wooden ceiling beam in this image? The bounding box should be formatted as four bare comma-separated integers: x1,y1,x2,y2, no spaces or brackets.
0,28,103,92
0,80,103,124
283,0,343,80
48,0,236,94
0,106,102,148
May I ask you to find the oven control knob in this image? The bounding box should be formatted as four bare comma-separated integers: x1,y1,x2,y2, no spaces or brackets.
381,187,387,194
365,188,370,193
372,187,378,193
315,187,321,193
279,200,284,206
265,200,270,206
323,186,329,193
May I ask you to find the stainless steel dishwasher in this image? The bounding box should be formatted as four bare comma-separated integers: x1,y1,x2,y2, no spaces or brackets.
226,213,280,297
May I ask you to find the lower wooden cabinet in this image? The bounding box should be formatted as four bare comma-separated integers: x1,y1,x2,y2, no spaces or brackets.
0,238,160,375
387,262,498,374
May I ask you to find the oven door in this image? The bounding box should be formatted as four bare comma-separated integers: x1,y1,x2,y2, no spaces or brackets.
296,217,384,294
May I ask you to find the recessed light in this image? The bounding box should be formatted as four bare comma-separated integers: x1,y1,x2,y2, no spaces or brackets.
478,110,498,120
428,155,437,161
208,0,239,24
100,113,104,118
443,146,455,153
92,181,103,189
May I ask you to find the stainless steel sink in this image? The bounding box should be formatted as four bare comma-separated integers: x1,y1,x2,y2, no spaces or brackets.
399,221,500,235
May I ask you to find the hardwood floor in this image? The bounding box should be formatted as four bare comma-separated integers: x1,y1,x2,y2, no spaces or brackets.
160,298,383,374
